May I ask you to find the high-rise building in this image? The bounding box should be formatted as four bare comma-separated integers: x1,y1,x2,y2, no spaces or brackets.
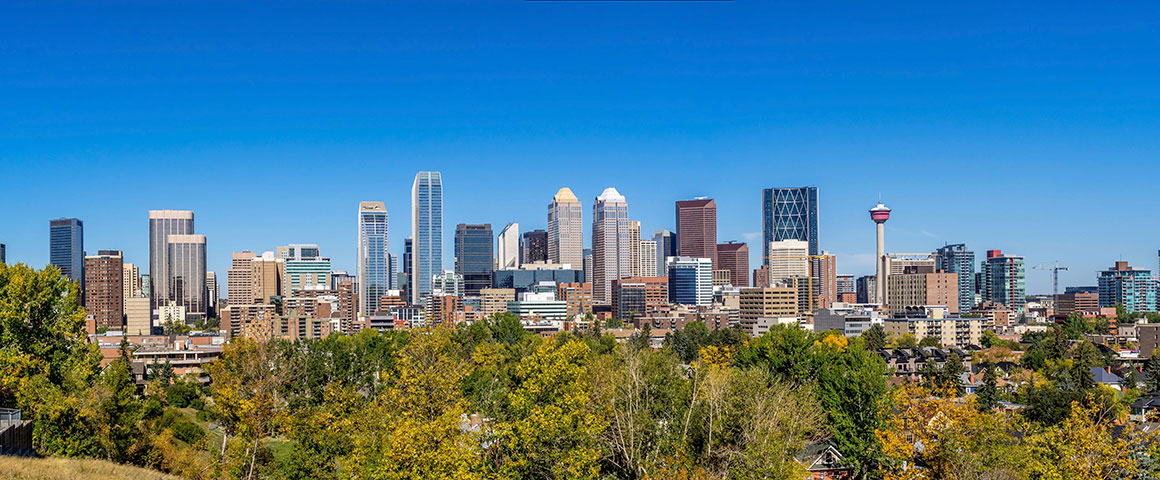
227,251,257,305
556,282,593,318
887,272,960,315
767,239,809,283
522,229,548,264
855,275,876,304
84,250,123,331
282,244,331,292
1057,288,1099,316
497,222,520,270
676,198,717,267
652,230,676,273
403,237,413,301
762,187,819,261
455,223,494,296
612,276,669,320
548,187,583,268
715,242,749,287
638,240,658,277
836,274,855,296
592,188,631,304
432,270,464,297
1098,261,1156,313
583,249,593,285
206,271,218,316
411,171,443,304
148,210,194,312
811,252,838,310
358,201,389,316
935,243,976,313
388,254,398,291
628,221,642,277
980,250,1026,315
122,262,141,302
666,256,713,306
166,234,207,320
251,252,285,305
480,288,516,318
49,217,84,289
0,243,5,264
124,297,151,335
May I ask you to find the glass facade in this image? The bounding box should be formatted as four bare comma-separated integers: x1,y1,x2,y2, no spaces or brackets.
148,210,195,312
981,251,1025,314
412,171,443,304
358,202,389,316
49,217,84,289
166,234,207,320
493,269,583,294
455,223,494,296
762,187,819,261
935,243,976,313
1098,263,1156,313
667,257,713,306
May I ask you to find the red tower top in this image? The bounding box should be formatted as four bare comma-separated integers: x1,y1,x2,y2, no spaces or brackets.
869,202,891,224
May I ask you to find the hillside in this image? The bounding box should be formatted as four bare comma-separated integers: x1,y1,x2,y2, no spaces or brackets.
0,456,180,480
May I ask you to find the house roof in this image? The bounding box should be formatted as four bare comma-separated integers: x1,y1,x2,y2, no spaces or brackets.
1091,367,1124,385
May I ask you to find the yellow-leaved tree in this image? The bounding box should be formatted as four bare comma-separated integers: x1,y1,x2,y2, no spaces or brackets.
1024,397,1159,479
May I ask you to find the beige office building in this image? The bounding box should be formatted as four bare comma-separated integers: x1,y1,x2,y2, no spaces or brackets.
227,251,257,305
124,297,152,335
251,252,285,304
767,239,809,283
122,262,141,302
592,187,631,304
548,187,583,268
480,288,516,318
739,287,799,320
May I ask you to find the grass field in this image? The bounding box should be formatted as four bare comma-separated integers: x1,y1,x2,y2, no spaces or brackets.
0,456,180,479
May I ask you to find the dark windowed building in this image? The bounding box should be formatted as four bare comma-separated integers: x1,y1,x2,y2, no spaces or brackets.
762,187,819,261
455,223,494,296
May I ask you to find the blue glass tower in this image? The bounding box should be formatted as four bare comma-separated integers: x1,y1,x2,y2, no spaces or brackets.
935,243,976,313
412,171,443,304
49,217,84,289
762,187,819,261
1098,262,1156,313
358,201,389,316
455,223,494,297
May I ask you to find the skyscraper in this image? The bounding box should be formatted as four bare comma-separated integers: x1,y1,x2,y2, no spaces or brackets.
282,244,331,292
652,230,676,274
767,239,809,283
411,171,443,304
497,222,520,270
548,187,583,268
84,250,123,331
638,239,658,277
676,198,717,267
358,201,389,316
206,271,218,316
592,187,631,304
227,251,257,306
981,250,1026,315
166,234,207,320
666,256,713,306
148,210,194,312
935,243,976,313
522,229,548,264
388,254,398,290
762,187,819,261
455,223,494,296
0,243,6,264
716,242,750,287
122,262,141,302
1098,261,1156,313
628,221,642,277
49,217,84,289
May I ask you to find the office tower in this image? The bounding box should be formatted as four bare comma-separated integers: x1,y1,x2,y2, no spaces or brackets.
583,249,593,285
767,239,809,283
811,252,837,310
752,265,772,288
166,234,207,320
887,272,959,315
836,274,855,296
592,188,631,304
251,252,285,304
855,275,876,304
148,210,194,311
935,243,976,313
333,274,358,333
556,282,593,318
522,229,548,264
666,257,713,306
282,244,331,292
0,243,5,264
1057,287,1099,316
124,297,151,335
84,250,123,331
358,201,389,315
676,198,718,266
869,202,891,305
455,223,494,296
497,222,520,270
612,277,668,320
122,263,141,302
1098,261,1156,313
716,242,749,287
628,221,642,277
388,254,398,290
480,288,517,318
49,217,84,289
403,237,413,301
141,274,151,298
206,271,218,315
411,171,443,304
548,187,583,267
740,287,799,321
638,240,658,277
432,270,464,297
227,251,257,305
980,250,1026,315
652,230,675,272
762,187,819,261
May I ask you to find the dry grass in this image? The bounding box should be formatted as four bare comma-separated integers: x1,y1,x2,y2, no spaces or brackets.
0,456,180,480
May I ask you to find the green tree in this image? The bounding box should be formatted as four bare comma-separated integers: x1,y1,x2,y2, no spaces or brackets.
1145,356,1160,394
918,336,941,348
861,323,886,351
939,353,965,395
976,362,1000,411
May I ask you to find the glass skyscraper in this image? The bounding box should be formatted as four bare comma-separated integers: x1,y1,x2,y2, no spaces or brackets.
455,223,494,297
761,187,819,261
149,210,195,313
1098,262,1156,313
412,171,443,304
49,217,84,289
935,243,976,313
358,201,389,316
666,256,713,306
981,250,1025,315
166,234,207,320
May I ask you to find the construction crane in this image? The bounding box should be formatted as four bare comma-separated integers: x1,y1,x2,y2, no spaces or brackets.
1033,261,1069,306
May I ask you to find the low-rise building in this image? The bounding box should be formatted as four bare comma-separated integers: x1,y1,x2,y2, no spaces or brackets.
883,313,984,349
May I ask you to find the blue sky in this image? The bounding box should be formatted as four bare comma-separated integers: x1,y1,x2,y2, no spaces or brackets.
2,1,1159,294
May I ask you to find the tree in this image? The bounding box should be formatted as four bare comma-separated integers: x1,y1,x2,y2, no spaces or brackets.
918,336,941,348
862,324,886,351
1145,355,1160,394
1025,397,1160,478
206,337,287,479
939,353,965,396
975,363,1000,411
92,341,144,463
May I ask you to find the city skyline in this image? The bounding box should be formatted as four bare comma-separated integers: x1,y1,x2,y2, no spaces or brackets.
4,2,1160,293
